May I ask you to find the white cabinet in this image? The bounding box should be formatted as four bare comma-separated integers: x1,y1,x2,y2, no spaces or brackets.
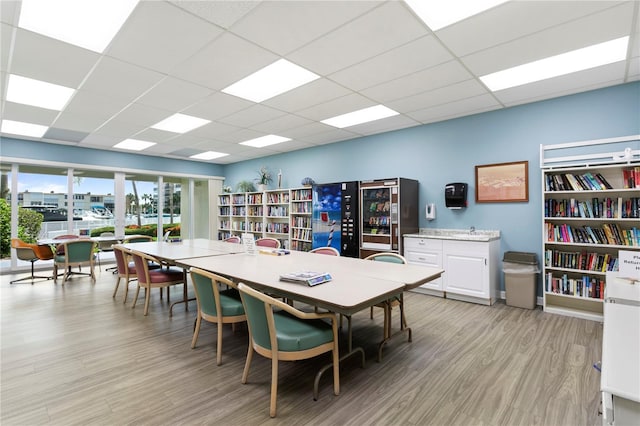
404,234,500,304
443,240,500,305
404,237,443,295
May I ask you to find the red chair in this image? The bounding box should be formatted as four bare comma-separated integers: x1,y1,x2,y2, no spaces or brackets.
255,238,280,248
223,236,241,243
309,247,340,256
129,249,186,316
112,245,160,303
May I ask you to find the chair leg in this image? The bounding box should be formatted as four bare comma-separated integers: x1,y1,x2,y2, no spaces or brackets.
216,321,223,366
270,356,279,418
132,285,141,308
370,306,374,319
191,314,201,349
113,276,122,298
241,346,254,384
143,286,151,315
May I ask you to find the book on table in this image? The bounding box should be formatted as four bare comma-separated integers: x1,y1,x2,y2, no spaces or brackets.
279,271,333,286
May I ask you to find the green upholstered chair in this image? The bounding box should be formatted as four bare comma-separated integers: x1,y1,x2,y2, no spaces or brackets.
53,239,97,284
364,253,409,350
190,268,246,366
238,283,340,418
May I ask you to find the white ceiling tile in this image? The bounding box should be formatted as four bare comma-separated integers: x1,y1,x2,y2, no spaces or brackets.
0,1,18,25
296,127,360,145
216,104,286,128
329,35,453,91
249,114,314,135
79,56,164,102
388,79,489,114
214,128,267,144
132,128,179,143
10,28,100,88
262,78,351,113
52,111,106,133
94,119,147,138
438,1,625,57
106,1,223,74
1,23,13,72
296,93,376,121
345,114,421,136
111,102,173,128
171,31,277,91
406,94,502,124
494,62,627,106
1,100,59,125
136,77,213,111
288,1,429,75
188,121,243,140
360,60,473,104
182,92,253,121
229,0,382,56
461,2,635,76
79,133,122,148
63,89,131,121
169,0,260,29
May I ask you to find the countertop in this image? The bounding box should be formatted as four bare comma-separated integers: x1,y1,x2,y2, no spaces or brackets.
404,228,501,242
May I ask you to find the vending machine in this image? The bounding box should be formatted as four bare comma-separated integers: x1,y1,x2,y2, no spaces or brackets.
311,181,359,258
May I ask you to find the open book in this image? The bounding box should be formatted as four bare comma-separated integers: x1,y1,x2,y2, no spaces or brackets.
279,271,333,287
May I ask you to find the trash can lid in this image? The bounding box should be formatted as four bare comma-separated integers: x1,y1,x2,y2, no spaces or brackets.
503,251,538,264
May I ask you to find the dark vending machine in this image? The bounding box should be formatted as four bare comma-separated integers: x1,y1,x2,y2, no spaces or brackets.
311,181,359,257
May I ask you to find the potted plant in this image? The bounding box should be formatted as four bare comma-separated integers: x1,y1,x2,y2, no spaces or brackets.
255,166,273,191
236,180,256,193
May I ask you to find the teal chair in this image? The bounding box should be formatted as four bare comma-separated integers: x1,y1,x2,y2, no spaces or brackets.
190,268,246,366
53,239,97,284
238,283,340,418
364,253,410,360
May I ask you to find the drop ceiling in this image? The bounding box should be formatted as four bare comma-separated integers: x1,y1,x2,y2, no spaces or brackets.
1,0,638,164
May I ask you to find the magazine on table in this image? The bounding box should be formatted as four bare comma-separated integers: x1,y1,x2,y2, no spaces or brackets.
279,271,333,287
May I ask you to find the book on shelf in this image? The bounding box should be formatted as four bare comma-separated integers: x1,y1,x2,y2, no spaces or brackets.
279,271,332,286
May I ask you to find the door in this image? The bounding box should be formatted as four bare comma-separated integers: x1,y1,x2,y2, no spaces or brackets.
443,241,488,298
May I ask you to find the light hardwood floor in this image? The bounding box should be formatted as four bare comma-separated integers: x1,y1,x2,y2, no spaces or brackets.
1,266,603,425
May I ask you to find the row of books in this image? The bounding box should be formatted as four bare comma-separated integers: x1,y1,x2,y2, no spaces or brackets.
545,172,612,191
544,197,640,218
291,216,311,228
291,189,312,201
291,203,311,213
545,273,605,299
545,222,640,246
267,206,288,216
267,192,290,204
291,228,311,241
266,222,289,234
622,166,640,189
544,249,618,272
247,194,263,204
290,240,312,251
247,206,264,216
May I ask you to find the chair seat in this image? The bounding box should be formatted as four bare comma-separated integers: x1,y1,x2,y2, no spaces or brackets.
126,262,161,274
218,290,245,316
148,269,183,283
273,311,334,352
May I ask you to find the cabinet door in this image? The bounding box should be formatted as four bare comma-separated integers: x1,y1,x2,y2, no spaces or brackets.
443,241,488,299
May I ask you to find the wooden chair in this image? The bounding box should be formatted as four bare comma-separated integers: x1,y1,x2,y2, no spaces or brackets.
238,283,340,418
364,253,409,351
123,235,153,243
129,249,185,316
255,238,280,249
309,247,340,256
112,245,162,303
10,238,54,284
190,268,246,365
53,240,97,284
223,236,241,243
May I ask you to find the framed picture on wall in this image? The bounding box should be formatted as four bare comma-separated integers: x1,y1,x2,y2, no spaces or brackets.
475,161,529,203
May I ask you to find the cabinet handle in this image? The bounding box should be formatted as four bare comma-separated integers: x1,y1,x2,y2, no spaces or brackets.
418,240,425,245
418,257,426,261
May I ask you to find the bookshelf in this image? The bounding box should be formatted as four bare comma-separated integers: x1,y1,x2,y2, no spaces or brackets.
541,135,640,321
265,189,290,249
290,187,313,252
217,193,232,240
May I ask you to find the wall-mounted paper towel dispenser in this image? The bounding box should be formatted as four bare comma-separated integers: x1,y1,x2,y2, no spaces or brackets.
445,183,468,209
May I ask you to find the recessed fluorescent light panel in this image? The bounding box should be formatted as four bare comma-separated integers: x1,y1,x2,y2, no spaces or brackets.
222,59,320,103
6,74,75,110
1,119,48,138
113,139,156,151
18,0,139,53
239,135,291,148
321,105,400,128
405,0,508,31
480,36,630,92
190,151,228,160
151,113,211,134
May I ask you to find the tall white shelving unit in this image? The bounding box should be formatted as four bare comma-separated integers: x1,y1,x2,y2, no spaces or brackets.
541,135,640,321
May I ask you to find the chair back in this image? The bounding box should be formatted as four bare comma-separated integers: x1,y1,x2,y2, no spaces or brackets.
129,250,154,286
113,245,132,276
310,247,340,256
255,238,280,249
238,284,276,351
223,236,241,244
190,268,242,318
64,240,97,263
98,232,116,251
14,246,38,262
364,252,407,264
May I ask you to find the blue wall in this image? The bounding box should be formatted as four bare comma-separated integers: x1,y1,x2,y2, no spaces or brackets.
222,82,640,294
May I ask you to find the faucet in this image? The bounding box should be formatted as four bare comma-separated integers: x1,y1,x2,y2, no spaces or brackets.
469,226,475,234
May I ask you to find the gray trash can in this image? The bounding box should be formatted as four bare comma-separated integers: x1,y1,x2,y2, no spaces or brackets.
503,251,539,309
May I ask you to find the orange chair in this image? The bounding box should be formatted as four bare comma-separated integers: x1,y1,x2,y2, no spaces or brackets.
255,238,280,248
10,238,54,284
